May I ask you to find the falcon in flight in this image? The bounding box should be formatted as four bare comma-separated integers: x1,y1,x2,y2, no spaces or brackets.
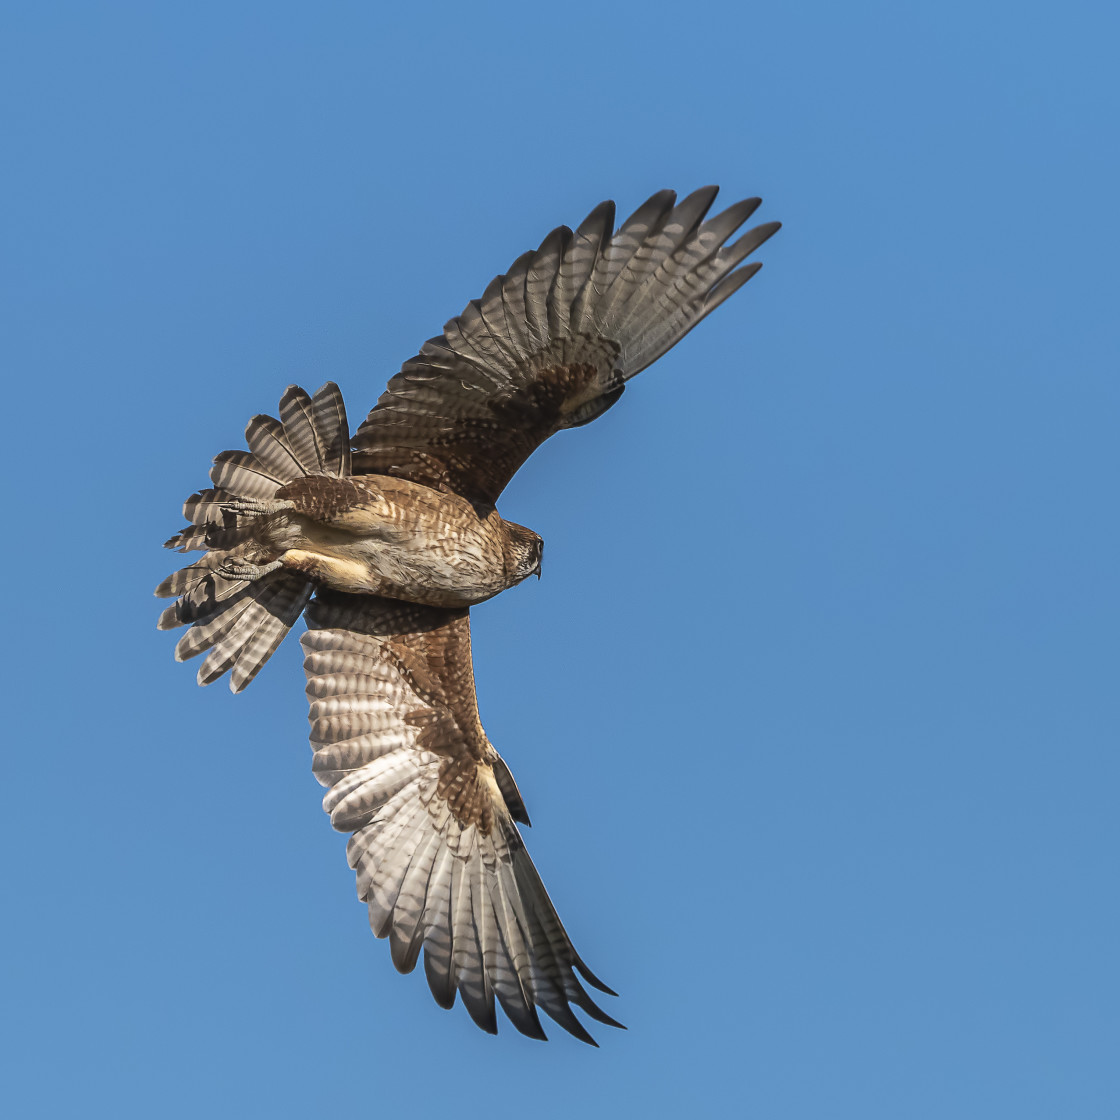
158,187,780,1043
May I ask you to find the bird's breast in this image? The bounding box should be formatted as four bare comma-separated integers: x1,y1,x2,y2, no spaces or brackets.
279,477,514,608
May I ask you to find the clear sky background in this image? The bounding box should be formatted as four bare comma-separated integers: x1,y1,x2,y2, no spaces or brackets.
3,2,1118,1116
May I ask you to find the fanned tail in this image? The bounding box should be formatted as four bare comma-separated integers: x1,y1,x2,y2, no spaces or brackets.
156,382,350,692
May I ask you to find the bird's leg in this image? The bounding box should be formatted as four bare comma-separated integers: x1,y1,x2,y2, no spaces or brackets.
220,497,296,519
217,557,284,582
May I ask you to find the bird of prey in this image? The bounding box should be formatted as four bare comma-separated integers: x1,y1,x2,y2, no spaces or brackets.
157,186,780,1044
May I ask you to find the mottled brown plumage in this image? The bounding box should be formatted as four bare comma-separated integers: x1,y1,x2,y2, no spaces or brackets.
158,187,780,1042
224,472,540,608
352,347,619,503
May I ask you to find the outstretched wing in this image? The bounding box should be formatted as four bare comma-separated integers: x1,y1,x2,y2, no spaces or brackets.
352,186,780,505
302,590,621,1044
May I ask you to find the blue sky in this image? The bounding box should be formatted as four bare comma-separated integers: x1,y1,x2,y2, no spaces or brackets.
3,1,1118,1116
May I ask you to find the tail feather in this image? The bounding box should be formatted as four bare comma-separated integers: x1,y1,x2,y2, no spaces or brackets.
244,414,306,480
202,522,260,552
184,488,233,525
165,574,245,628
165,487,274,553
163,522,261,558
211,449,284,498
310,383,351,476
190,573,313,691
155,548,242,607
279,386,327,473
163,525,209,553
164,489,237,552
158,382,350,691
174,587,252,663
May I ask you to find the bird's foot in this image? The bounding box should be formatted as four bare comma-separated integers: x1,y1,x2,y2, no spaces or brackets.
217,558,284,582
220,498,295,519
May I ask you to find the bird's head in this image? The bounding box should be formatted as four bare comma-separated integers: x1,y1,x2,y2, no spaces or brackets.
504,521,544,585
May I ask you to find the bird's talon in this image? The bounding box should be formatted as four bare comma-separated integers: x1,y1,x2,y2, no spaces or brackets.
217,558,283,582
220,498,294,519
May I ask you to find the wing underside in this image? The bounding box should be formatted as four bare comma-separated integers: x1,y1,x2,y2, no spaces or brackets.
302,590,621,1043
352,186,780,504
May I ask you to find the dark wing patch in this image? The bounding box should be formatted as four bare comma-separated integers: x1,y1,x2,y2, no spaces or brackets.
302,590,620,1041
354,348,617,503
352,186,780,504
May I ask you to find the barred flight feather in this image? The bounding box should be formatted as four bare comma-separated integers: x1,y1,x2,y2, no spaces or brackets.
278,386,326,474
353,186,779,503
157,382,350,690
310,383,351,476
244,414,305,480
302,592,621,1043
210,450,284,499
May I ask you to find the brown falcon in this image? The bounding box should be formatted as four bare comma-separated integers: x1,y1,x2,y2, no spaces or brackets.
157,187,780,1043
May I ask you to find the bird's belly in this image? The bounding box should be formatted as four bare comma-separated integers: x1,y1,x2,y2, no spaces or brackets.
282,527,509,608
